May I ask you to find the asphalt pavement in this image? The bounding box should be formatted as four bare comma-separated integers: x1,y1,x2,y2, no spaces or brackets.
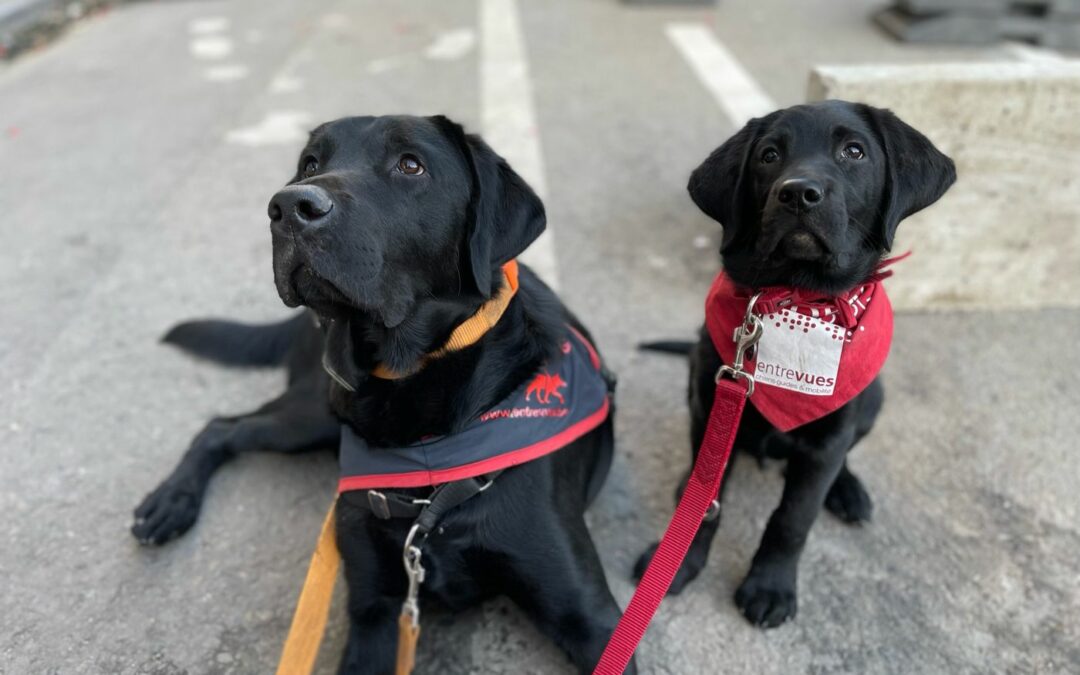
1,1,1077,673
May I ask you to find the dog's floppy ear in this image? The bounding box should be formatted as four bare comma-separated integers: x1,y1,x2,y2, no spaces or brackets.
432,115,546,296
858,105,956,250
688,114,772,252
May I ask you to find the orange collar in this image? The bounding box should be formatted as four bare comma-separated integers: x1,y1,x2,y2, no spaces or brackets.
371,260,520,380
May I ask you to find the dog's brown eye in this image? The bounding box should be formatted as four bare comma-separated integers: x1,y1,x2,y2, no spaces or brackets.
398,155,425,175
761,148,780,164
302,157,319,177
842,143,865,160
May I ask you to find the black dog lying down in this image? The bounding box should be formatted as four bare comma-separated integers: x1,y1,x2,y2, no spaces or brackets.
636,101,955,628
133,115,632,673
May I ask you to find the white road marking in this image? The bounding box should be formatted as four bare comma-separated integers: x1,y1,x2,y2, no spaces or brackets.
225,111,312,147
188,17,230,35
480,0,558,289
269,74,304,93
203,64,249,82
425,28,476,61
189,36,234,60
366,56,404,74
665,23,776,128
266,47,312,95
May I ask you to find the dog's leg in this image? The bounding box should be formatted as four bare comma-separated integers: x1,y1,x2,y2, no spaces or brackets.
132,381,339,544
632,334,748,595
631,456,739,595
824,380,881,524
734,412,856,628
502,515,636,674
337,503,400,675
824,461,873,524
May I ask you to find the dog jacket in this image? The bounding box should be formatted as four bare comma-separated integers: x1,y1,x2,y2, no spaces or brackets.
338,327,611,491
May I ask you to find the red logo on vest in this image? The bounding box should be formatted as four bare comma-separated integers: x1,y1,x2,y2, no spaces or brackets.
526,372,567,405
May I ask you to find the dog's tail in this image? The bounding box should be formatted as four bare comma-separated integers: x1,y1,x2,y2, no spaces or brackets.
638,340,694,356
162,313,308,367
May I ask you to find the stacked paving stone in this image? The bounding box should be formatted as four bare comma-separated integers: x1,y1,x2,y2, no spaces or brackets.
876,0,1080,49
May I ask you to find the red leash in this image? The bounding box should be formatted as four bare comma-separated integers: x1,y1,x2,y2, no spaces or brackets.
594,297,762,675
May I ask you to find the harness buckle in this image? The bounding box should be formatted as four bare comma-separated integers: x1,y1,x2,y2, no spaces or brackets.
367,490,392,520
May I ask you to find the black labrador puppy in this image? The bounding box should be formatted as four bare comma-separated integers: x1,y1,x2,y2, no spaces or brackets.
133,115,631,673
635,101,955,628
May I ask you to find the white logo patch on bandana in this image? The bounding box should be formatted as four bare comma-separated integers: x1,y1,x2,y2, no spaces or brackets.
754,309,845,396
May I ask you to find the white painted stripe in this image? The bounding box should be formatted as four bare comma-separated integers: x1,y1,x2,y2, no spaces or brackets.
425,28,476,61
190,36,234,60
203,64,249,83
665,23,776,128
188,17,230,35
480,0,559,290
266,47,312,95
225,111,312,147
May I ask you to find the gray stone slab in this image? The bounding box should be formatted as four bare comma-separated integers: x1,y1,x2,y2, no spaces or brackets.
810,61,1080,310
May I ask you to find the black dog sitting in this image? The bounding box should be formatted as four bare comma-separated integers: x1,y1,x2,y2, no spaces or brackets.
635,101,956,628
133,115,632,674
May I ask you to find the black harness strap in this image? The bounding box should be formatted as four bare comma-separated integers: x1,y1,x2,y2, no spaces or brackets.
361,471,503,536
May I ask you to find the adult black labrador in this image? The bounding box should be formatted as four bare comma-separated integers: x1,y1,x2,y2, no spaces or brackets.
635,100,955,628
132,115,632,674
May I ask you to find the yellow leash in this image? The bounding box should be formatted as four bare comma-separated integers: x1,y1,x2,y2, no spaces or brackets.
277,262,521,674
276,501,341,675
275,500,423,675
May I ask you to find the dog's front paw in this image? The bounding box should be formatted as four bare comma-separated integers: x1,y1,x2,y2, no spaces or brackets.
131,480,203,545
633,542,705,595
734,567,797,628
825,469,873,524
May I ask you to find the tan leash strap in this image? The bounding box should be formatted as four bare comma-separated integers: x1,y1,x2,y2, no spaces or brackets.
396,612,421,675
276,501,340,675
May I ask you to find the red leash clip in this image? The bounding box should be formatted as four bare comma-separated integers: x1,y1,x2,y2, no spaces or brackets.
594,296,761,675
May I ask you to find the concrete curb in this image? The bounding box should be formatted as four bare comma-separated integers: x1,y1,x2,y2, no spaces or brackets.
809,61,1080,311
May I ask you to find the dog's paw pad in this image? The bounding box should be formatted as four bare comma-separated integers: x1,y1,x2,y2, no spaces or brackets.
633,542,703,596
131,482,202,545
735,573,797,628
825,471,873,524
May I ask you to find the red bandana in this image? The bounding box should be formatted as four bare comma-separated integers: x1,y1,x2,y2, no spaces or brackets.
705,258,904,432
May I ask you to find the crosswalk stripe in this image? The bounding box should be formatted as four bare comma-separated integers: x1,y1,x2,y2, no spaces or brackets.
665,22,776,129
480,0,559,290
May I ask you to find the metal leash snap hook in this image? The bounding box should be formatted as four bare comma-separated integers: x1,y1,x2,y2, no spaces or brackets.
715,292,764,398
401,524,426,628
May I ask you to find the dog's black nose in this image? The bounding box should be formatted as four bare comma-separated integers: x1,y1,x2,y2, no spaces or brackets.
777,178,824,210
268,185,334,228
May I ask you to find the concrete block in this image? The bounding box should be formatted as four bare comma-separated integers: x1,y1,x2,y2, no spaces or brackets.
808,61,1080,311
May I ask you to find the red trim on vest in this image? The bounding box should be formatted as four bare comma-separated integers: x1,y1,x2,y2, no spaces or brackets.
337,396,610,491
569,325,602,369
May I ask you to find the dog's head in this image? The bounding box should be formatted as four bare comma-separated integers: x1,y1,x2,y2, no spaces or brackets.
689,100,956,293
269,115,545,328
